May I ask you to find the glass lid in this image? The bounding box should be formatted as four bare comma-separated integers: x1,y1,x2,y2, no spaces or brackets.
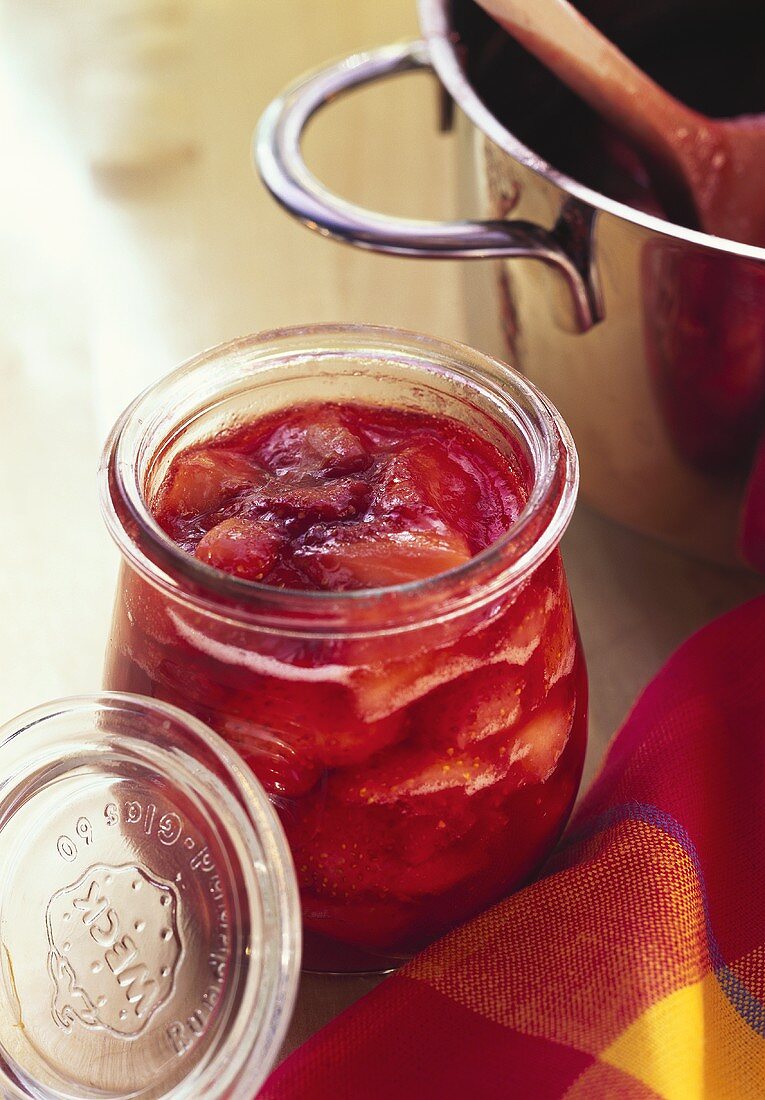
0,693,301,1099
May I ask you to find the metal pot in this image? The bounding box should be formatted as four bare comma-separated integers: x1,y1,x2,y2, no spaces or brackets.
255,0,765,567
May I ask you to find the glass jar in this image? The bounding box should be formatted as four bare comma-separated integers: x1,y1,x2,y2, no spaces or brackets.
0,693,300,1098
100,324,587,972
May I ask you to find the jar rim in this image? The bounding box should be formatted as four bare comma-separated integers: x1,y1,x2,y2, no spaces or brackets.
99,323,578,634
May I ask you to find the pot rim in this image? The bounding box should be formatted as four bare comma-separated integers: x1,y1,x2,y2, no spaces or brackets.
418,0,765,261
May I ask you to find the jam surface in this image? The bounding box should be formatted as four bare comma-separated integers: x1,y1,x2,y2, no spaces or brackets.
154,402,526,590
107,400,586,970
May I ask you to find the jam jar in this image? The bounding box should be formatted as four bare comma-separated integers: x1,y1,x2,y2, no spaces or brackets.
100,324,588,972
0,693,300,1098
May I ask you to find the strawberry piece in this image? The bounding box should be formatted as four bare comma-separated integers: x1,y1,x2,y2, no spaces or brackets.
288,752,535,910
260,407,369,476
239,680,407,768
541,598,576,689
195,517,282,580
124,599,412,769
287,792,476,904
297,526,471,590
410,663,525,749
371,442,475,527
371,449,435,515
346,583,551,722
250,476,369,522
155,449,262,519
333,692,574,810
371,439,519,546
514,697,576,786
130,633,409,769
333,740,508,811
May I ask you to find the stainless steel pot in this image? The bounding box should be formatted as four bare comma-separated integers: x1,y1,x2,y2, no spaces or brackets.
255,0,765,567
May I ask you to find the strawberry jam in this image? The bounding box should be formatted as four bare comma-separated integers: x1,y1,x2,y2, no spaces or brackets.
153,403,522,591
102,332,587,971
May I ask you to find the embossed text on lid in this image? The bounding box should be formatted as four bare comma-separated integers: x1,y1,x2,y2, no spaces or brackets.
0,694,300,1100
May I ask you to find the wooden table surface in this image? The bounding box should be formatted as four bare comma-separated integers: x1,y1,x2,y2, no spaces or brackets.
0,0,762,1067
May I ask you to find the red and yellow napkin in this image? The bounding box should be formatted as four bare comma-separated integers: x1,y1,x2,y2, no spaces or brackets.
261,595,765,1099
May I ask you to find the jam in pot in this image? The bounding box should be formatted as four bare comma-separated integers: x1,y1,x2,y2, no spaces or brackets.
100,326,587,971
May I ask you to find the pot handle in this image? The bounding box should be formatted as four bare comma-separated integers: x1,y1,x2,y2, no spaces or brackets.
255,40,601,332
